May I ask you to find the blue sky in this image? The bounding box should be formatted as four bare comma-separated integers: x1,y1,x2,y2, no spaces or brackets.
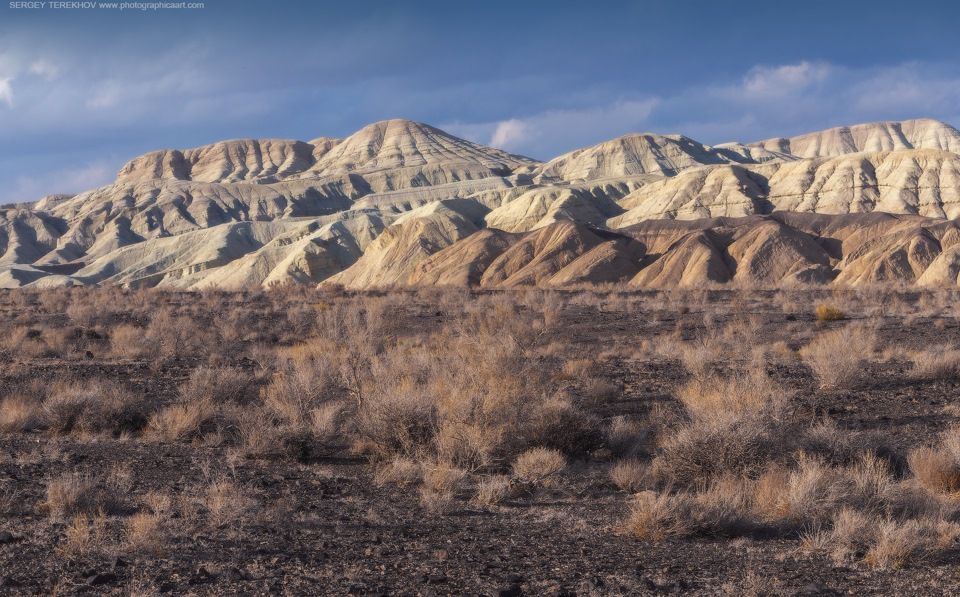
1,0,959,202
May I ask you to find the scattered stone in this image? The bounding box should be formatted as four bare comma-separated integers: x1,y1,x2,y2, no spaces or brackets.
224,567,248,582
189,567,213,585
111,557,129,569
0,576,20,587
497,583,523,597
86,573,118,586
0,531,16,544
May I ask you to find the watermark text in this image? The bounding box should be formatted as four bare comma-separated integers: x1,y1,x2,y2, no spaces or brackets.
9,2,205,10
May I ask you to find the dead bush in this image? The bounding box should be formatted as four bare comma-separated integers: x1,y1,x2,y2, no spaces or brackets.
800,325,877,389
420,465,466,514
512,447,566,487
519,396,603,457
374,457,421,486
814,305,845,322
44,473,122,518
627,482,752,541
611,459,648,493
863,519,944,569
109,324,158,360
910,446,960,495
652,373,790,488
605,416,651,458
473,475,511,506
179,366,260,405
910,346,960,381
204,480,256,529
59,513,109,559
43,380,149,436
125,511,165,556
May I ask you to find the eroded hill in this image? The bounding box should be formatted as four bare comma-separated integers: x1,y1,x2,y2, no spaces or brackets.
5,118,960,289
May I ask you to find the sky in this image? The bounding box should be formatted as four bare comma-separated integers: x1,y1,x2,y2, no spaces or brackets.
2,0,960,203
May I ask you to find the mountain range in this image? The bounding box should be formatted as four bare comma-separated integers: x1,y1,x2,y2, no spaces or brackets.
5,117,960,289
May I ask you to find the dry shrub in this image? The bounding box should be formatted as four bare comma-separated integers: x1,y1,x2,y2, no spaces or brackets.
125,511,165,556
44,474,122,518
59,513,109,559
512,448,566,486
560,357,600,380
148,400,220,443
473,475,511,506
675,372,787,423
652,372,789,488
435,420,499,473
799,421,905,472
520,396,603,457
243,344,345,459
149,367,259,444
0,326,54,359
580,377,621,405
374,457,421,486
627,491,695,541
611,459,648,493
814,305,845,322
0,396,44,432
909,446,960,495
204,480,255,529
910,346,960,381
800,325,877,389
863,519,949,569
606,416,651,458
678,340,716,380
357,386,437,461
420,465,466,513
144,309,218,361
627,482,751,541
179,366,260,405
43,380,149,436
109,325,158,360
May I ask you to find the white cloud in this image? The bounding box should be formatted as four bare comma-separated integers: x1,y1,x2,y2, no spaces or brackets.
447,98,659,158
28,59,59,80
490,119,528,148
0,77,12,108
740,61,832,98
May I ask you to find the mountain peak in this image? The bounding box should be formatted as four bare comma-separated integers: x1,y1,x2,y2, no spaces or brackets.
748,118,960,158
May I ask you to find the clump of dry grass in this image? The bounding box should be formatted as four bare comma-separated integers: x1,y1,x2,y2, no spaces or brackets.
148,367,259,443
800,325,877,389
473,475,511,506
374,457,421,486
605,416,650,458
910,346,960,382
59,513,109,559
611,459,648,493
43,380,149,436
420,465,466,513
814,305,845,322
43,473,122,519
909,446,960,495
512,448,566,487
203,479,256,529
125,511,166,556
651,372,789,488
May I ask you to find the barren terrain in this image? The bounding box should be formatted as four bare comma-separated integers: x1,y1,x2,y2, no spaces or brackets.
0,286,959,595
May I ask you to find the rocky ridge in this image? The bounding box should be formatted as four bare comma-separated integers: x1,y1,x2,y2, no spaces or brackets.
5,117,960,289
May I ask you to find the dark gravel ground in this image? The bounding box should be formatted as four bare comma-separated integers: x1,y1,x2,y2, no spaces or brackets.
1,289,960,595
